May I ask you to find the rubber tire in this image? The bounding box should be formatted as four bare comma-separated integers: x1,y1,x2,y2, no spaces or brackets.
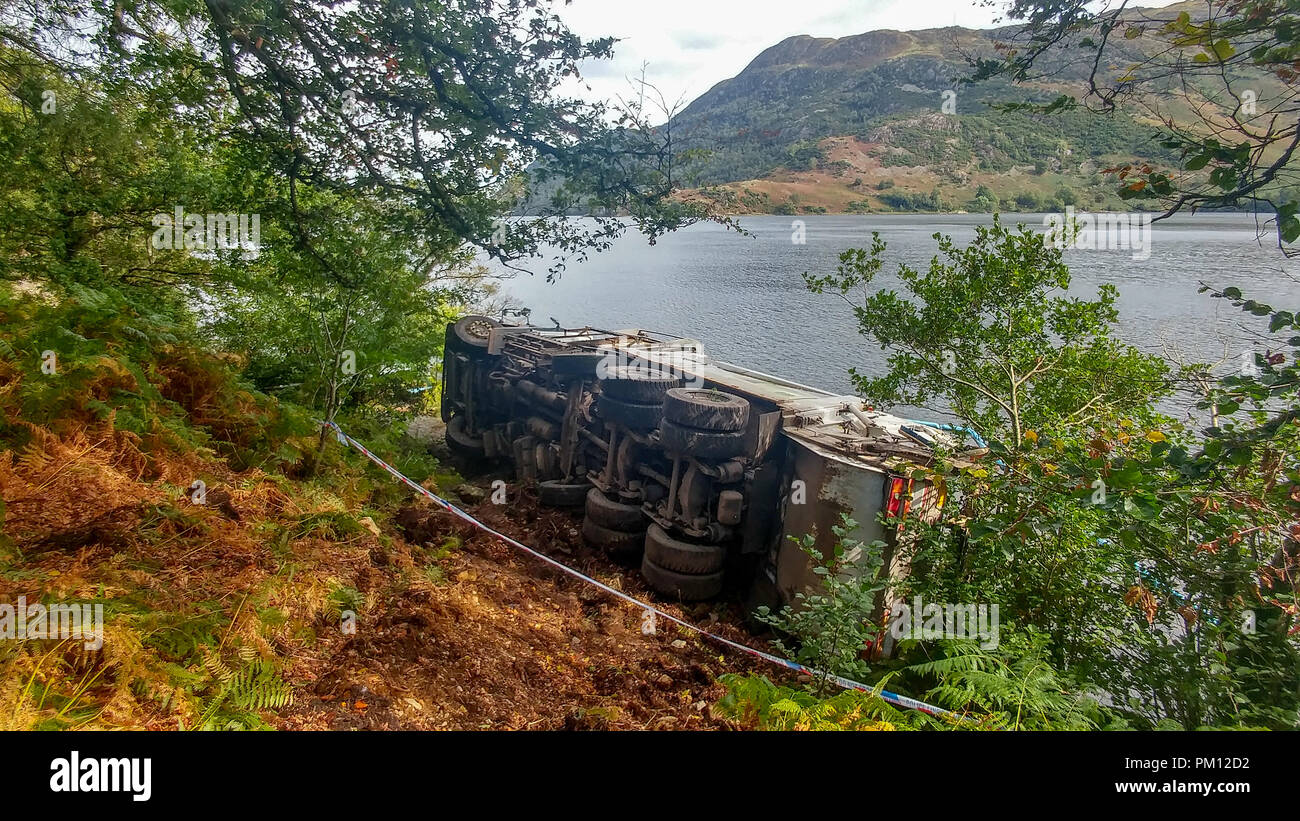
663,388,750,432
641,556,724,601
550,351,606,379
439,356,457,422
597,396,663,430
658,419,747,460
582,517,644,558
538,479,589,508
585,488,645,531
447,315,499,353
599,371,683,404
644,523,726,574
446,416,485,458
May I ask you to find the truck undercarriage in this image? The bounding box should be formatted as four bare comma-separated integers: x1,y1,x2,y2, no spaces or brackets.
439,315,953,616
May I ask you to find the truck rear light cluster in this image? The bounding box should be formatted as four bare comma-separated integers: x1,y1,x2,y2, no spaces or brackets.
885,476,913,522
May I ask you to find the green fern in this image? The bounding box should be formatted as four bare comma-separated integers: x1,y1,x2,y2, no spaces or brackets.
225,657,295,711
193,648,294,729
201,648,237,684
716,673,962,731
326,585,364,620
906,637,1105,730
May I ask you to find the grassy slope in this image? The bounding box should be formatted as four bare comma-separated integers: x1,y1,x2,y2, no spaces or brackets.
679,133,1140,215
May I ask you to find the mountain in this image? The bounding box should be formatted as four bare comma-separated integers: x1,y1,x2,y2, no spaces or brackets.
667,1,1246,214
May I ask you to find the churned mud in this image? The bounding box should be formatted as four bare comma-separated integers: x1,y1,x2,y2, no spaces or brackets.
282,489,774,730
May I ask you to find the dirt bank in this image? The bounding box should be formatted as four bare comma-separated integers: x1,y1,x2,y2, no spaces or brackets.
0,414,780,729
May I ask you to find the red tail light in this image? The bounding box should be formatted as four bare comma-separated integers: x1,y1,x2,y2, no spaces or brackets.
885,476,909,521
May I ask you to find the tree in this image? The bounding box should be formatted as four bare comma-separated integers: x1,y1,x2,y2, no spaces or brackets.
974,0,1300,251
2,0,727,444
803,216,1169,447
972,184,998,211
1014,191,1042,210
0,40,455,453
4,0,717,278
200,190,461,463
0,45,217,289
805,217,1300,728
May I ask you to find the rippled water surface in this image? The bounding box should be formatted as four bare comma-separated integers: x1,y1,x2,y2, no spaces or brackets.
496,213,1300,413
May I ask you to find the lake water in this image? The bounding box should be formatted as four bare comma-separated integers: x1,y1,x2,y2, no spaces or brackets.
493,213,1300,420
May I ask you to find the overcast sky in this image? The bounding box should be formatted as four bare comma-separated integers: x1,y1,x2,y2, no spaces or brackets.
557,0,1184,110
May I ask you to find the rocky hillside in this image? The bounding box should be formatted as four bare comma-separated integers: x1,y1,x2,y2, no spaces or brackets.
669,1,1267,214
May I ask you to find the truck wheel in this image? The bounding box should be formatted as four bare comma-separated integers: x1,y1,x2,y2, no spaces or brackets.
599,369,683,403
447,315,499,353
585,488,645,531
596,396,663,430
512,435,536,483
641,556,724,601
446,416,485,458
439,357,457,422
658,419,747,460
538,479,589,508
550,351,606,379
582,517,644,559
644,524,726,574
663,388,750,432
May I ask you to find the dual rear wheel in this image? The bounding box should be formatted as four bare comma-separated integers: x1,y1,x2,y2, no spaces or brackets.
581,487,646,561
657,388,750,460
641,524,725,601
635,387,750,600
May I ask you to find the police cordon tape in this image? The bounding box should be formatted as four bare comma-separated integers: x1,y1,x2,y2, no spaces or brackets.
321,420,965,722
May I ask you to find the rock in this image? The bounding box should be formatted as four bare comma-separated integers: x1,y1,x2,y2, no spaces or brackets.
656,674,674,689
358,516,382,537
453,483,488,504
405,415,443,443
670,639,687,649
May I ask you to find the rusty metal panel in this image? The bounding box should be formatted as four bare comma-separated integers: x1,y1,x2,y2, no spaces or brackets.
775,440,893,604
743,409,782,462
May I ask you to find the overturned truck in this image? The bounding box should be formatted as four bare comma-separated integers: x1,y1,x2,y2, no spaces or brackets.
440,315,958,615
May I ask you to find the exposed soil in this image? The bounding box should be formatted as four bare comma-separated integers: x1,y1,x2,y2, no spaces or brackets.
279,488,776,731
